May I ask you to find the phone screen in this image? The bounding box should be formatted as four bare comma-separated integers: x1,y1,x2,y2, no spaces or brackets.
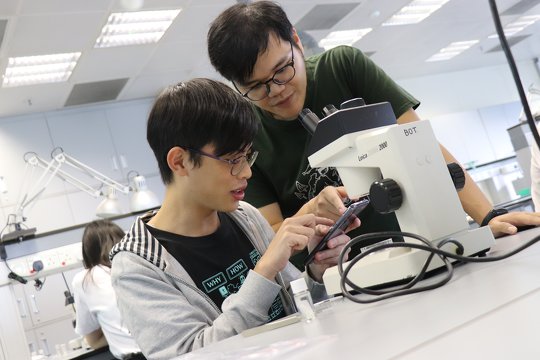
303,198,370,267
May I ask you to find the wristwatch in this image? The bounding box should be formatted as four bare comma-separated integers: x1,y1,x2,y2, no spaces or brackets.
480,208,509,227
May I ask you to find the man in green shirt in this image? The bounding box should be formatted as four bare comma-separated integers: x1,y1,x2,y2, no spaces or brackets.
207,1,540,269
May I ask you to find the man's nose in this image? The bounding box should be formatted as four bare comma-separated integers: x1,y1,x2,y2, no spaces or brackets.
267,81,286,97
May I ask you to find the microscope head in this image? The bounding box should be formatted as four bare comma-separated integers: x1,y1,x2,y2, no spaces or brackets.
304,99,396,157
303,99,397,199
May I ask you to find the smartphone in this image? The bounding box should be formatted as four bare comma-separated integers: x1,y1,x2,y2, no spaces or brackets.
304,198,370,266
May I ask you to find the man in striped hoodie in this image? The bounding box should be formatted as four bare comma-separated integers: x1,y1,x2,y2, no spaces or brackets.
110,78,355,359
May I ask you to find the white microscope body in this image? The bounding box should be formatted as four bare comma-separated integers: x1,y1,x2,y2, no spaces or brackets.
302,100,495,295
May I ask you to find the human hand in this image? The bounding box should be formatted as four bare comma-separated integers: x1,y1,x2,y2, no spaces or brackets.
255,214,317,280
488,211,540,237
307,219,361,282
306,186,350,222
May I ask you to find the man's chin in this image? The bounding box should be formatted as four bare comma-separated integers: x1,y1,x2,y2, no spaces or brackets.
221,202,240,213
271,107,302,121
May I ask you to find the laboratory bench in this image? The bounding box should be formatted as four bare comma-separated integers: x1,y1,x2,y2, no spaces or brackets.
175,226,540,360
44,346,114,360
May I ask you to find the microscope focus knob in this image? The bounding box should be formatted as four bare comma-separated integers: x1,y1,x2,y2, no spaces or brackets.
369,179,403,214
447,163,465,191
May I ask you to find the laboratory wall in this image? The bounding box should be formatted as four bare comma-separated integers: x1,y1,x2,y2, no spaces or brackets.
0,59,538,358
0,98,166,237
397,59,540,120
0,63,538,238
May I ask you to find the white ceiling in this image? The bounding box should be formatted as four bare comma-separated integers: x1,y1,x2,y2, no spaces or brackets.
0,0,539,118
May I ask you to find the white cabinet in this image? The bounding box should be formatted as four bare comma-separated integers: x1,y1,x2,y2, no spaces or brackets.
46,109,121,184
0,285,30,360
0,98,160,235
28,318,79,357
11,267,82,356
44,100,160,223
430,110,495,166
0,114,59,199
46,99,157,186
0,113,76,234
105,99,158,177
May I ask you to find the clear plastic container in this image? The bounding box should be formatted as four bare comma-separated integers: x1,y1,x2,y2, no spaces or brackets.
290,278,316,322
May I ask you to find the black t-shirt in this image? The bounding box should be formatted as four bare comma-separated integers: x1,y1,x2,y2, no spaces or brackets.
147,212,285,322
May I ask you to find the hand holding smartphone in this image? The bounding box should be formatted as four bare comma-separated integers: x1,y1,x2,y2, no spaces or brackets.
304,198,369,266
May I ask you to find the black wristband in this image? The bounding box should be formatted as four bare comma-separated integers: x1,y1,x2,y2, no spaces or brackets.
480,208,508,227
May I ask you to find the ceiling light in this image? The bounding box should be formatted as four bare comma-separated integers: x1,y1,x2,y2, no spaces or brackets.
488,14,540,38
95,9,181,48
318,29,372,51
2,52,81,88
382,0,450,26
426,40,479,62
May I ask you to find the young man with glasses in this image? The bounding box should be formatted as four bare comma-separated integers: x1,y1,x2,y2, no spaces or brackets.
109,78,353,359
207,1,540,268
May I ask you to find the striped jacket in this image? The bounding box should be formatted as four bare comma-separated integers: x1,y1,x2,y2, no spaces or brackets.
110,201,326,360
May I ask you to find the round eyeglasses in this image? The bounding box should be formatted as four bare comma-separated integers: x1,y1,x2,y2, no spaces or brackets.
233,41,296,101
182,147,259,176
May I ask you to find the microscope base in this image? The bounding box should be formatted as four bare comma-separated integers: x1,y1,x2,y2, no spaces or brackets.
322,226,495,295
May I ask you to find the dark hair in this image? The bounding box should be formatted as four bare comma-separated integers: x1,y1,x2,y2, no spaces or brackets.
81,220,124,288
208,1,294,83
82,220,125,270
147,78,258,184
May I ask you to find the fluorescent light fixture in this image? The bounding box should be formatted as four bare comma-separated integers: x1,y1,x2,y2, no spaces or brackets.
95,9,181,48
2,52,81,88
426,40,479,62
488,14,540,39
318,29,372,50
382,0,450,26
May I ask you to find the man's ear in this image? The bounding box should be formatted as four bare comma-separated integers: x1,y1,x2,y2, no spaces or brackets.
291,27,305,55
167,147,190,176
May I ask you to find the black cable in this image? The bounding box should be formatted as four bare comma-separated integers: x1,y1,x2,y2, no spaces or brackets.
61,271,76,312
338,231,540,303
488,0,540,149
34,277,46,291
1,220,41,284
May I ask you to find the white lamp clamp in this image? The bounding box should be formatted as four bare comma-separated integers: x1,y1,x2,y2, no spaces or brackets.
1,147,160,242
301,99,495,294
2,152,62,241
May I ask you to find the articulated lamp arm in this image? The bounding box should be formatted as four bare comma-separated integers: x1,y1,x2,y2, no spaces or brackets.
51,148,129,196
2,147,160,241
7,152,63,235
2,148,130,241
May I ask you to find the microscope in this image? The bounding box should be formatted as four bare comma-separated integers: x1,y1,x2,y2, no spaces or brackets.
300,99,495,295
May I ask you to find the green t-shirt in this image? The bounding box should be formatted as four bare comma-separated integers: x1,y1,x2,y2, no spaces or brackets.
246,46,420,267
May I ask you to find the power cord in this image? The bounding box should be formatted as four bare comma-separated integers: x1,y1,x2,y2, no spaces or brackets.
488,0,540,149
1,245,30,285
337,231,540,303
0,220,37,285
61,271,76,313
34,277,46,291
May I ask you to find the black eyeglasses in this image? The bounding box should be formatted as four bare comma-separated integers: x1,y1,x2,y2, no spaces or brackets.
182,147,258,176
234,41,296,101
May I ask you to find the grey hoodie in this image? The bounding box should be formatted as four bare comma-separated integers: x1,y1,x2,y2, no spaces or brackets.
110,201,326,360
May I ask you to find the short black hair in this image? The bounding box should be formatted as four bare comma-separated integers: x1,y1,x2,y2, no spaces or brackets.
207,1,294,83
147,78,258,184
